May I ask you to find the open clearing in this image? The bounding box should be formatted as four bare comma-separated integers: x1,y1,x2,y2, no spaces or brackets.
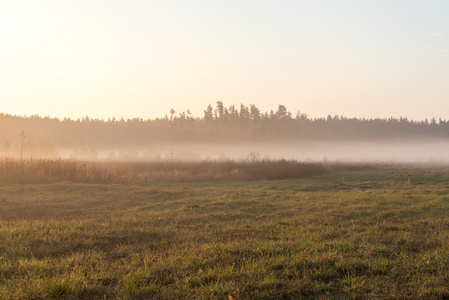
1,167,449,299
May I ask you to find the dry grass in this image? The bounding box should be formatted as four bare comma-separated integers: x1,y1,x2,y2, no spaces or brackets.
1,167,449,298
0,158,374,184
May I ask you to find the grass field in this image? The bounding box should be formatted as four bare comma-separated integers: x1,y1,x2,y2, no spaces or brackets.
1,166,449,299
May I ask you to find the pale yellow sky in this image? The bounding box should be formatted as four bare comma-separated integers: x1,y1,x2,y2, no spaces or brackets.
1,0,448,120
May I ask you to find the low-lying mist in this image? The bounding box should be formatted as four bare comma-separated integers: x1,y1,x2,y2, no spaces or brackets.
3,138,448,185
54,139,449,164
2,103,449,164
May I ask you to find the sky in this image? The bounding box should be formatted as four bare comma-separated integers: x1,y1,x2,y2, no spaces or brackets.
1,0,448,121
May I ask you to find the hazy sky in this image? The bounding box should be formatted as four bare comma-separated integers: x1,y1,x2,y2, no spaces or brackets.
1,0,448,120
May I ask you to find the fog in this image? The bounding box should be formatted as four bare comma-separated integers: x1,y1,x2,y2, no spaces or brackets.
53,139,449,164
2,105,449,164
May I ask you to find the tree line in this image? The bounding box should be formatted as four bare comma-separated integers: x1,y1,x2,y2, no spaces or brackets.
1,102,448,153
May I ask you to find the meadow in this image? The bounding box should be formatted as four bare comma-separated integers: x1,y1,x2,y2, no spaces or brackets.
1,162,449,299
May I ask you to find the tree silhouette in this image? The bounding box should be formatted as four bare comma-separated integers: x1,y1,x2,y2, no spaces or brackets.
204,105,213,123
16,130,27,164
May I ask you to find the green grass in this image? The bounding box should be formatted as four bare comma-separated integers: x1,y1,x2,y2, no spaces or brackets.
1,167,449,299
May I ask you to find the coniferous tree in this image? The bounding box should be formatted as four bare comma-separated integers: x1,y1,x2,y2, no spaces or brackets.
204,105,213,123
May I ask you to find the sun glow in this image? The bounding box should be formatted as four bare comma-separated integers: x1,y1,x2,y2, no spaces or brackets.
1,1,448,121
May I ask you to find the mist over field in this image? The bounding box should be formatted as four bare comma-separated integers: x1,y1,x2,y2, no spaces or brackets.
2,103,449,163
51,139,448,164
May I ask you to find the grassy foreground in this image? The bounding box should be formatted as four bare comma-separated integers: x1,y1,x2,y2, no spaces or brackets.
1,167,449,299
